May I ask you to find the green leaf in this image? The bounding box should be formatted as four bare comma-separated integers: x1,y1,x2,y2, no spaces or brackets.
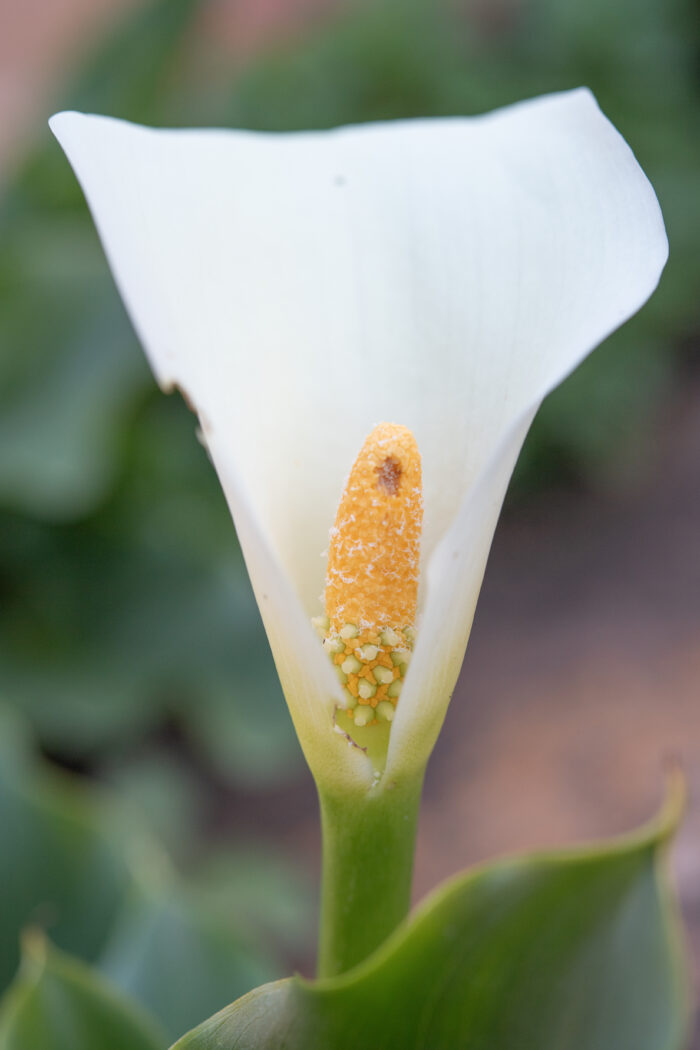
0,934,165,1050
173,783,688,1050
99,883,277,1043
192,851,315,959
0,706,304,1036
0,523,296,774
0,290,148,519
0,707,138,993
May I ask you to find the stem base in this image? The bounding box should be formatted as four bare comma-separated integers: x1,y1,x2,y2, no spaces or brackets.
317,773,423,978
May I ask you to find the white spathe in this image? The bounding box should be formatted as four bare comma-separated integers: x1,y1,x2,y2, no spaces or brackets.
50,89,667,794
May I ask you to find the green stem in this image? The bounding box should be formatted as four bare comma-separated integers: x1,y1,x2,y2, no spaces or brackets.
316,772,424,978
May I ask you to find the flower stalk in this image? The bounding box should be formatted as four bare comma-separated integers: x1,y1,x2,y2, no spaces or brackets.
317,773,424,977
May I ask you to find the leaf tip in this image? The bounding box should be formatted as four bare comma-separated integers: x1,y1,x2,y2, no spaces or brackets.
655,760,686,843
18,927,49,980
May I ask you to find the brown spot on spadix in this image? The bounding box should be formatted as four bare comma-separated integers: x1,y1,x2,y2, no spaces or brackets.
325,423,422,632
376,456,402,495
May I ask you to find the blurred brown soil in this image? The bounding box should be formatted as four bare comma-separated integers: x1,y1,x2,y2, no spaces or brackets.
0,0,329,169
0,0,137,164
202,0,333,55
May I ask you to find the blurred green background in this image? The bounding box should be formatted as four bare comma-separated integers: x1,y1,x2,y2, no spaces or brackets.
0,0,698,1040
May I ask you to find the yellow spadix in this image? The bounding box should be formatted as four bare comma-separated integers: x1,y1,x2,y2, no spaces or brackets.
313,424,422,727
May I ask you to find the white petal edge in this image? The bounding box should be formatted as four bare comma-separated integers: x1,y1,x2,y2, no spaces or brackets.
384,93,668,784
50,90,667,792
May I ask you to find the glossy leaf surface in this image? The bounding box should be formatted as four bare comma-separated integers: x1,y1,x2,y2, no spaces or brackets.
0,936,165,1050
174,790,687,1050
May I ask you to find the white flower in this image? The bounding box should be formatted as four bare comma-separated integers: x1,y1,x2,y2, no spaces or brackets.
50,89,667,797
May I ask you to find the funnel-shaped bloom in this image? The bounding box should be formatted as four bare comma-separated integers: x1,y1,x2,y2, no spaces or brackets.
50,90,667,796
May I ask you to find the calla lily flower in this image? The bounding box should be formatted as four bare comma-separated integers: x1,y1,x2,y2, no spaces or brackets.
50,89,667,800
